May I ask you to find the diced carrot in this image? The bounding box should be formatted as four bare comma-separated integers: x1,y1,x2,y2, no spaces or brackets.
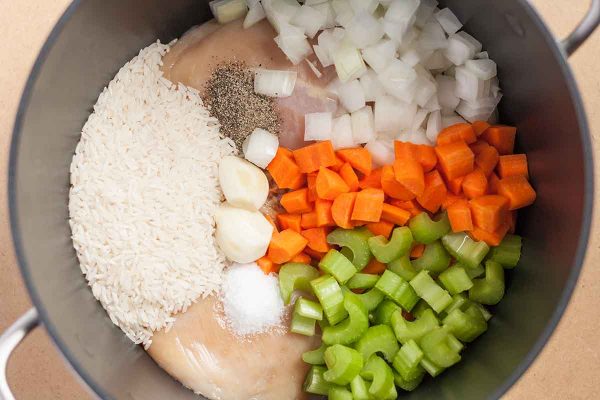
367,220,395,238
482,125,517,155
339,163,360,192
267,229,309,264
469,195,509,232
435,141,475,181
410,244,425,259
475,145,499,176
417,170,448,213
329,155,345,172
471,120,491,136
332,192,358,229
447,199,473,232
362,258,387,274
292,141,337,173
470,223,510,246
447,176,464,195
290,252,312,264
301,227,331,253
278,147,293,158
307,172,318,202
394,141,415,159
415,145,438,172
257,256,280,274
315,198,335,227
277,213,302,233
393,157,425,197
280,188,313,214
462,168,488,199
301,211,319,229
316,167,350,200
267,147,306,189
470,140,490,155
391,199,423,217
381,203,412,225
304,247,326,261
497,175,537,210
436,123,477,145
487,172,501,194
497,154,529,179
381,165,414,200
265,215,279,235
337,147,373,176
351,188,385,222
442,193,464,210
359,168,383,189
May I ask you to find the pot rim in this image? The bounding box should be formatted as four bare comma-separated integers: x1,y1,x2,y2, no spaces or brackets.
8,1,594,399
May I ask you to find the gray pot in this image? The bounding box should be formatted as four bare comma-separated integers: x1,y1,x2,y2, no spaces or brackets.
1,0,598,399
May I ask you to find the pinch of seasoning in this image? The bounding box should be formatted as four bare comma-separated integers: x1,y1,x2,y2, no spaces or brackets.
205,61,281,150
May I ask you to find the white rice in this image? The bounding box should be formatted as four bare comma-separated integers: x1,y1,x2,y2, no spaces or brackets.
68,41,236,347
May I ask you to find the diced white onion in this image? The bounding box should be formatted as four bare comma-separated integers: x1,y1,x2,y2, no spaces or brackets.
396,27,420,54
397,128,432,145
313,2,337,29
337,79,367,113
418,20,448,51
400,49,421,67
313,45,331,67
454,66,485,101
305,0,328,5
305,59,323,78
434,8,462,35
385,0,420,24
351,106,376,144
305,112,333,141
243,2,266,28
365,139,395,167
210,0,248,24
456,91,502,123
292,5,326,38
423,50,452,71
333,44,368,82
245,0,260,7
374,94,418,134
411,108,429,132
242,128,280,169
271,0,301,20
254,68,298,97
423,93,441,111
465,59,497,80
414,67,437,107
274,33,312,65
332,0,355,26
426,109,442,142
361,39,397,73
441,113,467,128
331,114,355,149
346,11,385,49
445,31,482,65
349,0,379,13
436,75,460,112
476,51,489,59
359,69,386,101
378,59,418,103
414,0,439,28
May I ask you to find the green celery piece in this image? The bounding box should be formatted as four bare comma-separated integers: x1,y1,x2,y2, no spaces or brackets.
354,324,400,363
393,369,425,392
392,339,425,381
438,293,467,319
438,266,474,295
443,304,488,342
420,356,445,377
327,228,373,270
368,227,413,263
442,232,490,269
322,291,369,345
410,270,453,313
488,234,522,268
303,365,332,395
324,344,364,385
350,375,370,400
279,263,319,304
355,287,385,311
420,327,462,368
311,275,348,325
347,273,380,290
473,302,493,321
469,261,505,305
319,249,358,284
290,309,316,336
302,343,327,365
409,212,451,244
465,263,485,279
360,355,397,400
373,300,401,326
388,255,418,281
412,241,451,273
375,270,420,311
411,300,434,319
391,308,439,345
328,386,353,400
295,297,323,320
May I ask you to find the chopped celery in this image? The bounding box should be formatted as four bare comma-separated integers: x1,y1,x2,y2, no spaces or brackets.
350,375,370,400
412,240,451,273
391,308,439,344
322,291,369,345
393,369,425,391
441,232,490,269
328,386,353,400
439,293,468,319
355,324,400,362
373,300,401,326
410,270,453,313
295,297,323,320
443,304,488,342
469,261,505,305
488,234,522,268
473,302,493,321
355,287,385,311
420,327,462,368
279,263,319,304
291,309,316,336
302,343,327,365
324,344,364,385
465,263,485,279
319,250,357,284
411,300,434,319
311,275,348,325
304,365,332,395
368,227,413,263
375,270,420,311
438,266,474,295
409,212,451,244
388,255,418,281
420,356,445,377
347,273,380,290
392,339,425,381
360,355,397,400
327,228,373,270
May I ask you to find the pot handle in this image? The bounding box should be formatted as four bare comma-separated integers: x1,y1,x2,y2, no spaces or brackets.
0,308,39,400
561,0,600,56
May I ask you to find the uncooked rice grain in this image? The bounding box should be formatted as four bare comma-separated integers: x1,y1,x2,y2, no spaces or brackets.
69,41,236,348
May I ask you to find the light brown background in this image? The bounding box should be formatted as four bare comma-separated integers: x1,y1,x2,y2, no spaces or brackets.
0,1,598,399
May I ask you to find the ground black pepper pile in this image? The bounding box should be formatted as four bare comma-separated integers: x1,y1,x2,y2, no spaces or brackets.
205,62,281,150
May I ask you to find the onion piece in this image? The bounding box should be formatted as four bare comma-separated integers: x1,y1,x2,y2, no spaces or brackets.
423,50,452,71
361,39,397,73
418,20,448,51
292,5,326,38
365,139,395,167
374,94,418,134
349,0,379,13
423,93,441,112
413,66,437,107
305,112,333,141
254,68,298,97
476,51,489,59
454,66,485,101
411,108,429,132
313,2,337,29
426,109,442,142
445,31,482,65
333,43,368,82
305,59,323,78
210,0,248,24
378,59,418,103
351,106,376,144
436,75,460,112
305,0,328,5
243,128,280,169
434,8,462,35
346,11,385,49
400,49,421,67
359,68,386,101
441,113,467,129
332,0,355,26
385,0,420,24
415,0,439,28
270,0,301,20
338,79,367,113
274,32,313,65
397,128,432,145
243,2,266,28
465,59,497,80
331,114,355,149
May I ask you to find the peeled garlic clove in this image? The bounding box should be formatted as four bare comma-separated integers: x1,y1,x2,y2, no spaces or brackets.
219,156,269,210
215,204,272,263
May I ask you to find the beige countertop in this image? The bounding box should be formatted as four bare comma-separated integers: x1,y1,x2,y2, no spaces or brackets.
1,1,599,399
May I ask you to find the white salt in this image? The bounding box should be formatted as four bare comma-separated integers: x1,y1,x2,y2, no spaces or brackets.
221,263,285,335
